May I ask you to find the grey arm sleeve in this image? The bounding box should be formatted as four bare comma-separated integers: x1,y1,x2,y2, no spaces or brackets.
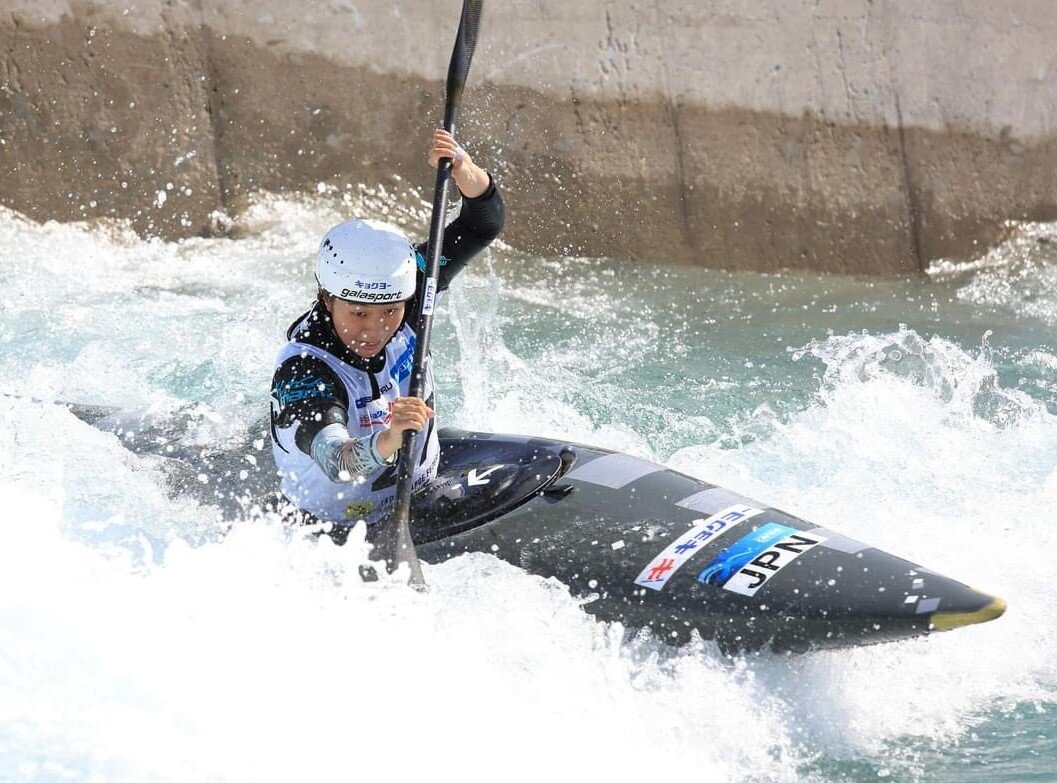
309,423,395,482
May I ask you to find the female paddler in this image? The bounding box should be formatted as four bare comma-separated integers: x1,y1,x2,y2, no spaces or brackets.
269,129,504,528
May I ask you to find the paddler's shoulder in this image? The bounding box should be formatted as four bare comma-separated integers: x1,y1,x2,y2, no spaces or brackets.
271,350,344,405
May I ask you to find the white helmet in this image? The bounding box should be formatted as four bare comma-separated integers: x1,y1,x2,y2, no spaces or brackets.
315,219,418,304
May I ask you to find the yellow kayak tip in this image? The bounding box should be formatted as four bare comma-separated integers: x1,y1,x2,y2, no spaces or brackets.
930,595,1007,631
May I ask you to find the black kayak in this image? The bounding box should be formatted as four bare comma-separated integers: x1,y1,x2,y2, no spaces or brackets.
79,405,1005,654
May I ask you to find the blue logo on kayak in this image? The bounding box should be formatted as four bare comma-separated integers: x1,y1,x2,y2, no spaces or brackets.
698,522,795,586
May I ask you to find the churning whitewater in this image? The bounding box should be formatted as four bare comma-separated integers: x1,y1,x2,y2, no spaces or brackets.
1,200,1055,782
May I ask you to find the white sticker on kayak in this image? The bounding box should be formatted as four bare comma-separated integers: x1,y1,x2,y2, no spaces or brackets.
422,278,437,315
720,531,826,597
634,504,764,591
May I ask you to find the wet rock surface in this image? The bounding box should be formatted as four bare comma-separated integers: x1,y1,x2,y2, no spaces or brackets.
1,1,1055,274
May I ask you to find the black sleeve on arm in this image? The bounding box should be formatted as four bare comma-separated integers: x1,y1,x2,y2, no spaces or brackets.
414,174,505,294
270,355,350,456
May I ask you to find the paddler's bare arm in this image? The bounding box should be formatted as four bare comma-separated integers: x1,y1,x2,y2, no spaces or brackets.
310,426,391,482
428,129,490,198
308,396,434,482
414,130,503,303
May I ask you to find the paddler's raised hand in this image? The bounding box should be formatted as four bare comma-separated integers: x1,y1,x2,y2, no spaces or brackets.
375,396,436,460
428,129,489,199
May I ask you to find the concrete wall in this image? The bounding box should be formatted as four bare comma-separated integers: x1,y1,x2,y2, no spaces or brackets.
2,0,1056,274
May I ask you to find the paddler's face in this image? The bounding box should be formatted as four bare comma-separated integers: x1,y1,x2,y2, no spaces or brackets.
327,297,406,358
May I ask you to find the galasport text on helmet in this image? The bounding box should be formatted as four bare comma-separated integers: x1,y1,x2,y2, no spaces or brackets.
316,219,417,304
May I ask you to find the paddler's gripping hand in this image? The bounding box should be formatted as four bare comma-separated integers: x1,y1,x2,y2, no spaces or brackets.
375,396,436,460
428,129,489,199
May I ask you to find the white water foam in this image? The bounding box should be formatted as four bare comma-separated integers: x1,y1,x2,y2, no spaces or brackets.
928,221,1057,325
0,405,806,782
443,255,659,457
444,253,1057,770
667,327,1057,758
0,205,799,781
3,202,1055,781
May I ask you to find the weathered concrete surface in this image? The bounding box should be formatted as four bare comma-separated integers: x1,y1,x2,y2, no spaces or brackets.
1,1,1056,274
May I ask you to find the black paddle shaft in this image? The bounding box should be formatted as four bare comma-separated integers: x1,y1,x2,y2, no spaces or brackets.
379,0,484,584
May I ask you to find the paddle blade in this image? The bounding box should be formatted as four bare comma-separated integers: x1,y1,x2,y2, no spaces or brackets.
444,0,484,127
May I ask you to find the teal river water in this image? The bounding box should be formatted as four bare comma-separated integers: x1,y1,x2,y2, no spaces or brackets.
0,198,1054,782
